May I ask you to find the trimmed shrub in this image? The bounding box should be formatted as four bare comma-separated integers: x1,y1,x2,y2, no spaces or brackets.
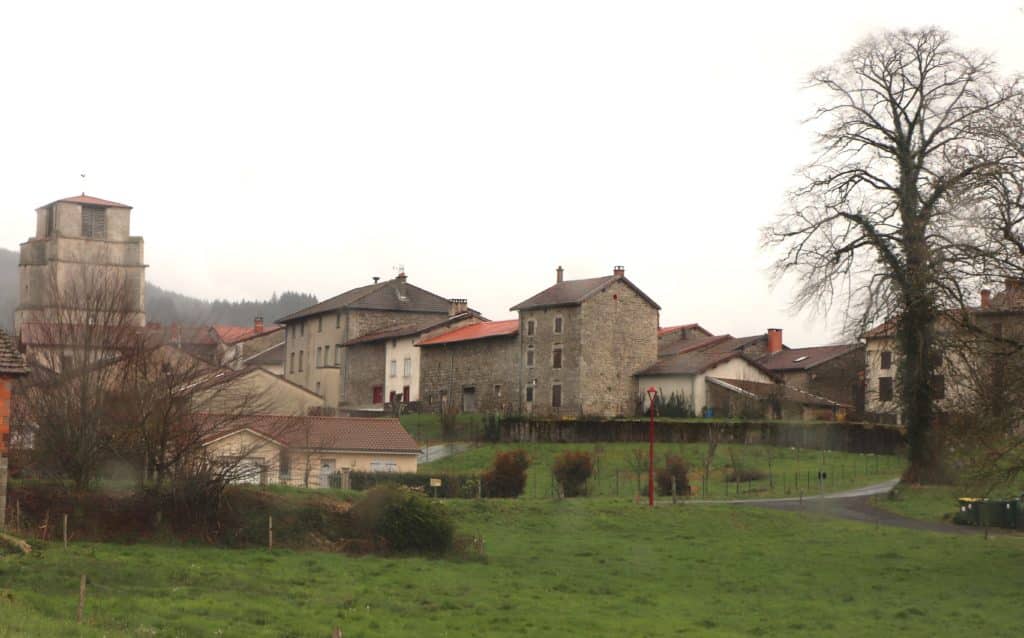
349,485,454,555
655,454,691,496
552,451,593,497
482,449,530,498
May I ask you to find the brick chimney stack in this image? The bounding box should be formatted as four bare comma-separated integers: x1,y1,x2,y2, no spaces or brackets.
767,328,783,354
613,265,624,278
556,266,564,283
981,289,992,309
254,316,264,334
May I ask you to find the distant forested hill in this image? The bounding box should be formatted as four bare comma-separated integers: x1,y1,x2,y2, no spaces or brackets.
0,246,316,330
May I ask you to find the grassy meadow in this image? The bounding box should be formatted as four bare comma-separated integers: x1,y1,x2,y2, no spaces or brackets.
420,442,903,499
2,497,1023,637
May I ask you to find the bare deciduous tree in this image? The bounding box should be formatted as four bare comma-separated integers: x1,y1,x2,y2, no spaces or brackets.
762,27,1024,482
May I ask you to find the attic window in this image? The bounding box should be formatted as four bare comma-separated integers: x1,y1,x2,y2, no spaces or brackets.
793,355,809,363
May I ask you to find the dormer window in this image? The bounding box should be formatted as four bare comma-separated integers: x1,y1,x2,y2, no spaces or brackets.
81,206,106,239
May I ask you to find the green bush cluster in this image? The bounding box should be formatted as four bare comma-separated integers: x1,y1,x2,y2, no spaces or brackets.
344,471,478,497
349,486,454,555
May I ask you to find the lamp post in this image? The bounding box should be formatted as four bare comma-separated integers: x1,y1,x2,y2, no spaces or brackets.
647,386,657,507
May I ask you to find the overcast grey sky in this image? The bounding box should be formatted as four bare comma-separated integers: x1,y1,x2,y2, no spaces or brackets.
1,2,1021,346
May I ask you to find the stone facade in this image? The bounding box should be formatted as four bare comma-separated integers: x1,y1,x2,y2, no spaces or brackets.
280,275,453,407
516,270,659,418
420,334,520,414
777,348,865,415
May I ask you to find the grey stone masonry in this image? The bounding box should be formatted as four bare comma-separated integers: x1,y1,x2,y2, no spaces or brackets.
420,335,520,414
516,269,659,418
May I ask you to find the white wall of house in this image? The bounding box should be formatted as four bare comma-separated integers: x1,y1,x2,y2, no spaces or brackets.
638,357,773,416
385,336,419,402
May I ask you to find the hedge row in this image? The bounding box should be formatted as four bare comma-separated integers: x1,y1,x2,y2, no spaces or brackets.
339,471,482,498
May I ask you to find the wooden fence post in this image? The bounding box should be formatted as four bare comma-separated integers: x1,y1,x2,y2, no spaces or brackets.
77,574,87,623
268,515,273,551
332,627,342,638
671,476,677,504
63,514,68,549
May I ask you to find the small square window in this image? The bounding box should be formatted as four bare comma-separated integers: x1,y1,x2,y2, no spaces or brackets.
494,384,502,398
551,384,562,408
552,347,562,369
554,316,563,334
317,316,323,332
298,350,304,372
880,351,892,370
527,320,535,336
526,386,534,402
403,357,412,378
389,360,397,377
526,348,535,367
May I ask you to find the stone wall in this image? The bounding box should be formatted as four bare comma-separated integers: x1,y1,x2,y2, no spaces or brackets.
342,342,386,406
518,307,582,417
579,278,659,417
420,335,520,414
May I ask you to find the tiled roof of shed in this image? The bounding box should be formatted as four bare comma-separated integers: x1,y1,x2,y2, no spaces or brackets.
205,415,420,454
417,320,519,346
0,329,29,376
640,349,763,377
711,377,850,408
510,275,660,311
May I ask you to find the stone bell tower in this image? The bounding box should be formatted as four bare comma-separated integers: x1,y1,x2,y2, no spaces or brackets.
15,194,147,338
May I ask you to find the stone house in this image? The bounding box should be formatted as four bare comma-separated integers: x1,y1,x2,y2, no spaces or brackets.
417,320,520,414
0,328,29,528
213,318,285,372
202,414,420,487
863,281,1024,423
276,272,465,408
511,266,660,418
339,305,481,406
759,335,865,416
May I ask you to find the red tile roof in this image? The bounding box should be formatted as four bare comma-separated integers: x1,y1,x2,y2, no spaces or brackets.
416,320,519,346
205,414,420,454
46,194,132,209
658,334,731,358
212,324,283,345
658,323,711,337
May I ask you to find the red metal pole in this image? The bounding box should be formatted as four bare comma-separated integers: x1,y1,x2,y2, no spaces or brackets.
648,392,655,507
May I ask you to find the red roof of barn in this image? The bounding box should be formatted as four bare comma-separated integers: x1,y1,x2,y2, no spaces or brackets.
45,194,132,209
416,320,519,346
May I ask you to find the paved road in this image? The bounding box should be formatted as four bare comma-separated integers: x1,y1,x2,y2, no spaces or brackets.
685,478,986,535
418,442,470,464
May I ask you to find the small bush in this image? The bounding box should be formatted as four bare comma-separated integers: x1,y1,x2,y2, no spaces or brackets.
656,454,691,496
482,449,530,498
349,486,454,555
552,451,593,497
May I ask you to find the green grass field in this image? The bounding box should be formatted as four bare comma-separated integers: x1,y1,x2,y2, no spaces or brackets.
400,412,486,444
420,442,903,499
2,497,1023,637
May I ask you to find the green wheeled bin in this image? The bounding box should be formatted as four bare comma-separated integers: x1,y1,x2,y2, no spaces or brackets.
954,498,983,526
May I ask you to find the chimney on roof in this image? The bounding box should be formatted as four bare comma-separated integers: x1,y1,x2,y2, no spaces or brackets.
613,265,624,278
254,316,264,334
448,298,468,316
556,266,564,283
767,328,783,354
373,276,380,284
981,289,992,309
396,269,407,282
